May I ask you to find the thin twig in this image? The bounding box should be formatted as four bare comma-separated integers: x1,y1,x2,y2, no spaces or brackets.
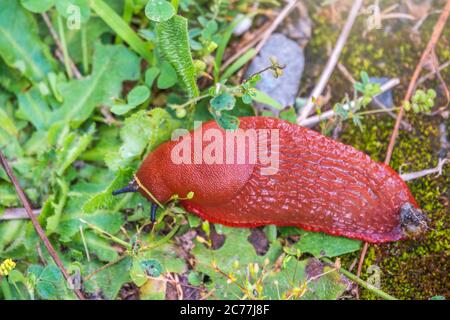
254,0,298,53
356,0,450,297
0,208,41,220
400,158,449,181
84,254,128,281
297,0,364,123
417,60,450,85
336,63,412,130
221,0,297,73
0,150,86,300
41,13,82,79
384,0,450,165
300,78,400,127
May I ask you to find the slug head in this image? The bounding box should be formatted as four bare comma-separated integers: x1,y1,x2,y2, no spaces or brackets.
400,202,429,238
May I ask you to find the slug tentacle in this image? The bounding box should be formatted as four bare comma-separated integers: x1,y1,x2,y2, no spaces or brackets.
112,179,139,195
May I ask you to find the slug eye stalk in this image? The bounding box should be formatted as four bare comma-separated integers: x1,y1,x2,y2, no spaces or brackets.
112,179,158,222
112,179,139,195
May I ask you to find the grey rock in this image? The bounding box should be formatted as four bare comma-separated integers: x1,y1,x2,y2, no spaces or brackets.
369,77,394,109
245,33,304,112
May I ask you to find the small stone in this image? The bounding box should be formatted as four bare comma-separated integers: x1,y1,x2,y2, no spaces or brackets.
245,33,304,112
233,14,253,36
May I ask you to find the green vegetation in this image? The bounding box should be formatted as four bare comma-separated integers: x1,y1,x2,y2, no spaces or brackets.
0,0,448,300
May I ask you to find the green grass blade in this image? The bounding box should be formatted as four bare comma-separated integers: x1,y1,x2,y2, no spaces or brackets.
89,0,153,62
220,48,256,81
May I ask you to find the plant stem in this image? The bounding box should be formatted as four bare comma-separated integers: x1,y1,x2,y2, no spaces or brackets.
321,257,397,300
0,151,86,300
56,15,73,79
81,25,89,74
171,0,179,12
140,224,180,251
1,277,13,300
79,218,132,249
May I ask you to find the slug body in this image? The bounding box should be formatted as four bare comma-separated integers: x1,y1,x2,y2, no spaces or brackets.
129,117,426,243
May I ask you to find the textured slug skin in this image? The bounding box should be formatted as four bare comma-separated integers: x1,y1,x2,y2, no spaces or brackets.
136,117,418,243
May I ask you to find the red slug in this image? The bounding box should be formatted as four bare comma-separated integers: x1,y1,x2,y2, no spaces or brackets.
113,116,427,243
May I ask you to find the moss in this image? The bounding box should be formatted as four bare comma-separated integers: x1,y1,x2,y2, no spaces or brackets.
341,115,450,300
307,0,450,299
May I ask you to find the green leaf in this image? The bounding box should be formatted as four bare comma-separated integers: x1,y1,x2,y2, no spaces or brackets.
145,67,160,87
193,227,348,299
128,85,150,106
212,112,239,130
54,125,95,175
90,0,153,62
111,85,150,115
28,265,65,299
214,13,255,82
210,92,236,112
131,243,185,286
105,108,179,171
281,228,361,258
83,167,134,213
192,227,282,299
84,231,119,262
265,257,349,300
156,15,199,98
53,43,140,127
221,48,257,81
55,0,91,23
0,107,19,137
252,89,283,110
187,271,202,286
145,0,175,22
279,107,298,123
21,0,55,13
157,61,178,89
84,257,132,299
17,87,52,130
0,0,56,83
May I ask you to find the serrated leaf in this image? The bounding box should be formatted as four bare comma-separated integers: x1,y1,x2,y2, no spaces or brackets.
84,231,119,262
84,256,132,299
156,15,199,98
54,125,95,175
105,108,179,171
0,0,56,83
52,43,140,127
83,167,134,213
145,0,175,22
